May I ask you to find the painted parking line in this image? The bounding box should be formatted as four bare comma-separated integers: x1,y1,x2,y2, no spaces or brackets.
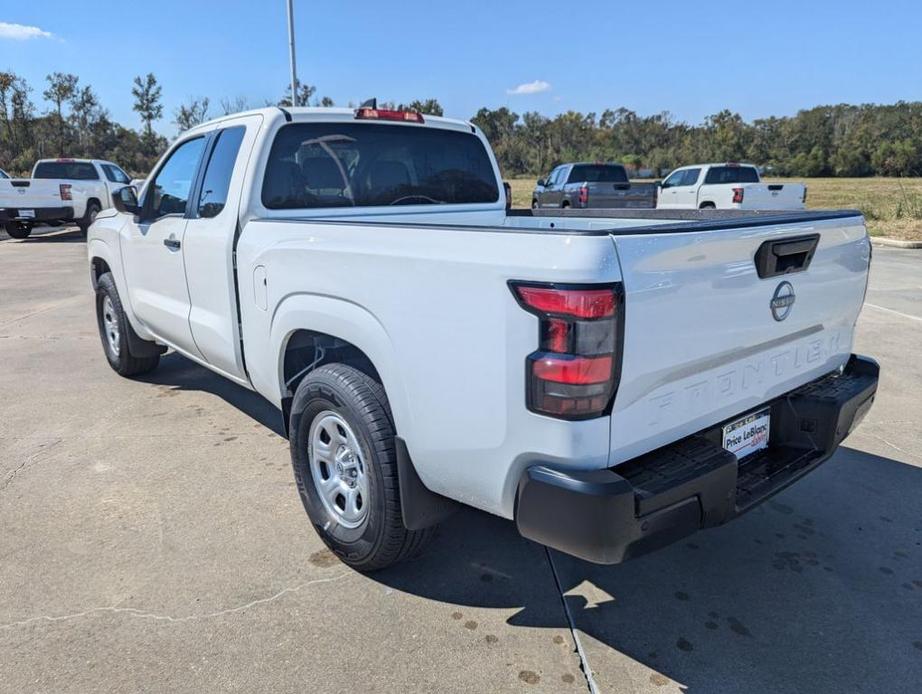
865,302,922,323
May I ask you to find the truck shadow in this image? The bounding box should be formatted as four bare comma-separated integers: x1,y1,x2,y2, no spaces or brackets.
2,228,85,243
371,447,922,693
139,352,285,436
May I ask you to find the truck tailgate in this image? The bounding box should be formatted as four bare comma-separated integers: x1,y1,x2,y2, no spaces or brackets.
0,179,66,208
608,213,869,465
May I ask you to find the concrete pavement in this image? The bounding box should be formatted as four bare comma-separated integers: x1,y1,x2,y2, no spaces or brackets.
1,230,920,693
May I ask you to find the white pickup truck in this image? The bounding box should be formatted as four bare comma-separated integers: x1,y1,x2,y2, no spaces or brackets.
0,158,132,239
657,163,807,210
87,106,878,571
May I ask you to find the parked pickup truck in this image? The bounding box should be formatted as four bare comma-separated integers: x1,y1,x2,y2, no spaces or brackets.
657,163,807,210
88,106,878,571
533,162,656,209
0,158,132,239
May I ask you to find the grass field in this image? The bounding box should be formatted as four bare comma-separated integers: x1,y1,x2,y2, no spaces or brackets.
508,177,922,241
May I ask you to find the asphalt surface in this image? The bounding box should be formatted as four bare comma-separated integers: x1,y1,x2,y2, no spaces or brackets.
1,228,920,693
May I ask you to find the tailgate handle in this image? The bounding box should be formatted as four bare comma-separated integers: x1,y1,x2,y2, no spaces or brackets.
754,234,819,279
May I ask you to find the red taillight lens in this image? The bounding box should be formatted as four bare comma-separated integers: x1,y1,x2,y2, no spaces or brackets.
532,355,613,384
731,187,744,204
354,107,424,123
59,183,72,201
511,282,624,420
514,286,615,319
578,185,589,206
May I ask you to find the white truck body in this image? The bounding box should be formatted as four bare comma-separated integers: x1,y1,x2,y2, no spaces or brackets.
0,158,131,237
87,107,877,567
657,163,807,210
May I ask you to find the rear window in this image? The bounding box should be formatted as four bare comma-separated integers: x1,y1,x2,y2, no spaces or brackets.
33,161,99,180
262,122,499,209
567,165,628,184
704,166,759,185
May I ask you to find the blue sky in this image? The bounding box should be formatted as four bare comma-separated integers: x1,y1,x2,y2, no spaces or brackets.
2,0,921,135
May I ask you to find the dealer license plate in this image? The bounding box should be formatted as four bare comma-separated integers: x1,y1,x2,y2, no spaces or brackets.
19,209,35,218
722,408,770,459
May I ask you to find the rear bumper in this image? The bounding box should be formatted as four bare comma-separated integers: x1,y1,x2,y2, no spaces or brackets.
515,354,879,565
0,206,74,223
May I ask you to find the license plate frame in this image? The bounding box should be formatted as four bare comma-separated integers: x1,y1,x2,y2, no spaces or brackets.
722,408,771,460
18,209,35,219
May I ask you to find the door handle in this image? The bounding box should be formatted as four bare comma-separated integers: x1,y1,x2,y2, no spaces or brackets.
163,238,181,250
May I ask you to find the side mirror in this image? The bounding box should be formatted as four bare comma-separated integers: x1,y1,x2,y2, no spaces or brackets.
112,186,141,216
536,178,545,187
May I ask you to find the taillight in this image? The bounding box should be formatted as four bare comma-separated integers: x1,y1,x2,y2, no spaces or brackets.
577,185,589,207
354,107,424,123
59,183,72,201
731,187,744,204
511,282,624,420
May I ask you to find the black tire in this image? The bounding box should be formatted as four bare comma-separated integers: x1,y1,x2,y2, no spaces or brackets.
95,273,161,377
561,200,570,208
289,364,435,571
79,201,101,234
4,222,31,239
699,202,716,209
531,200,538,209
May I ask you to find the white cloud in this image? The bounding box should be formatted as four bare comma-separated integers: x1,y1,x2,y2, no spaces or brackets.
0,22,53,40
506,80,551,96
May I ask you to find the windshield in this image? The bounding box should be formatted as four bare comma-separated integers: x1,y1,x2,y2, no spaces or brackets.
33,161,99,180
0,169,8,179
262,122,499,209
567,164,628,184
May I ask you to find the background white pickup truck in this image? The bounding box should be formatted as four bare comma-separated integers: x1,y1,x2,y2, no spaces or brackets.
0,158,131,239
657,163,807,210
87,106,877,571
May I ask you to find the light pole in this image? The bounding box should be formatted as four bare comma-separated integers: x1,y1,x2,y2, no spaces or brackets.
286,0,299,107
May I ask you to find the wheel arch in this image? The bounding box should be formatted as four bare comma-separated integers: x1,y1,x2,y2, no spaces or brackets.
268,296,410,439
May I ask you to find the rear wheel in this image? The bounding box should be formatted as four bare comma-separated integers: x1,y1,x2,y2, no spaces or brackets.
95,273,161,377
561,200,570,209
531,200,538,209
699,202,716,209
79,201,101,235
4,222,31,239
289,363,435,571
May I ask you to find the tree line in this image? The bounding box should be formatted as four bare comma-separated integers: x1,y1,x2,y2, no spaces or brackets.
2,69,921,178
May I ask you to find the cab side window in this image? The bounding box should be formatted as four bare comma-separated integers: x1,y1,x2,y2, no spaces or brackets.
102,164,131,184
148,137,206,218
197,127,246,219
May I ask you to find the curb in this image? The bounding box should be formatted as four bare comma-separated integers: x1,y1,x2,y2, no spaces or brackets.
870,237,922,249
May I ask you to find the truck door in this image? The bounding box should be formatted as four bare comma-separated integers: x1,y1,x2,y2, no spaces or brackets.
674,167,701,207
658,169,685,208
182,116,261,381
542,166,565,207
121,136,207,358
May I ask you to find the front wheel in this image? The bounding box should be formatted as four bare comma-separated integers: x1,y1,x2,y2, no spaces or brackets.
95,273,161,377
4,222,31,239
289,364,435,571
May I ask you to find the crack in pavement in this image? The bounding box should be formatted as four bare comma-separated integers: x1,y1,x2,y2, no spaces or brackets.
0,439,62,493
545,547,599,694
0,572,353,632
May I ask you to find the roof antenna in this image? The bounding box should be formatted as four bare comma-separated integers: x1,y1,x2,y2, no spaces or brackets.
359,98,377,109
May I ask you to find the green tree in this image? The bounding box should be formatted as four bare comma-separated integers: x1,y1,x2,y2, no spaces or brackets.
43,72,79,155
131,73,163,138
174,97,210,133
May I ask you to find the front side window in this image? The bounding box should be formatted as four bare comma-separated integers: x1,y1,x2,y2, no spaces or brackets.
662,170,685,188
197,126,246,218
262,123,499,209
567,165,628,184
148,137,206,218
33,161,99,180
680,168,701,186
101,164,130,184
